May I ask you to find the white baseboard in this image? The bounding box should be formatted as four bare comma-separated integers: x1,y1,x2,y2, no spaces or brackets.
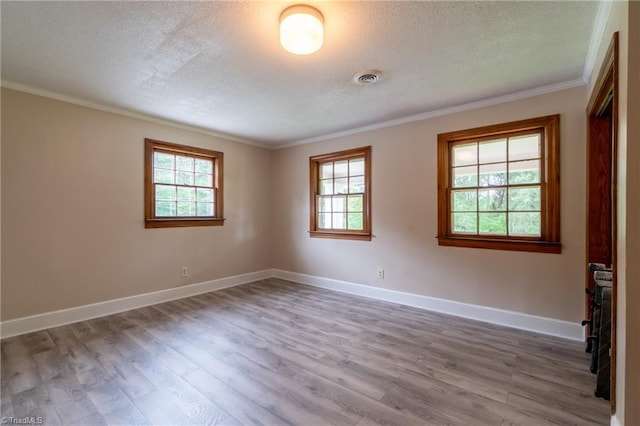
1,268,585,342
273,269,585,341
0,269,273,339
610,414,621,426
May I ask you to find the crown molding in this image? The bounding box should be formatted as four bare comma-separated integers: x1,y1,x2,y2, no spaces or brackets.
583,0,613,84
275,78,586,149
0,80,272,150
3,77,587,152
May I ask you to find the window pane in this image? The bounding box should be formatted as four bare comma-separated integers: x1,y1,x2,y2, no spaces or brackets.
156,201,176,217
509,160,540,184
451,190,477,212
195,158,212,174
177,202,195,216
452,212,477,234
311,147,370,238
478,188,506,211
479,139,507,164
509,212,541,236
320,179,333,195
479,163,507,186
349,176,365,193
452,165,478,188
479,212,507,235
155,184,176,201
347,213,364,230
509,134,540,161
453,142,477,166
334,178,348,194
177,187,195,201
176,171,194,186
332,212,346,229
332,196,346,212
438,116,559,250
154,168,174,184
195,173,212,187
348,195,363,212
334,160,348,178
318,213,330,228
196,188,213,202
319,196,332,212
508,187,541,211
146,140,223,228
176,156,194,172
349,158,365,176
321,163,333,179
154,152,174,169
196,202,214,217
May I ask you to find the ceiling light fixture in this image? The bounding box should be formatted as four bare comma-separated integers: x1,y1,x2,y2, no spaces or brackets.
279,5,323,55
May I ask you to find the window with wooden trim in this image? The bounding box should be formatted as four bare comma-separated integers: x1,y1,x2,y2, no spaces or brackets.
437,115,560,253
144,138,224,228
310,146,371,240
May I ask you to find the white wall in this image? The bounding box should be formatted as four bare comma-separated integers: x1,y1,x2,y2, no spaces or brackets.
587,1,639,424
272,86,587,323
3,17,636,420
1,88,273,320
624,4,640,421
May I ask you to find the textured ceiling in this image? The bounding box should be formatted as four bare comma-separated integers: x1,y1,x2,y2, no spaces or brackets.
1,1,600,147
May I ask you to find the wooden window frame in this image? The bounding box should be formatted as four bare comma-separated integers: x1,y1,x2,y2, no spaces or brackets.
144,138,224,229
437,115,561,253
309,146,372,241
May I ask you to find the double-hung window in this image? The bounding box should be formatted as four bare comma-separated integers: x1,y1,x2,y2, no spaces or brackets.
309,146,372,240
437,115,560,253
144,138,224,228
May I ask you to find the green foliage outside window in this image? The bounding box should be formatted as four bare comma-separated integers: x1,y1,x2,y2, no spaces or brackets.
451,169,541,236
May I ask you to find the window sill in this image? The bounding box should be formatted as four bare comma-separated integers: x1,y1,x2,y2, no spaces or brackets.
437,236,561,253
310,231,371,241
145,218,225,229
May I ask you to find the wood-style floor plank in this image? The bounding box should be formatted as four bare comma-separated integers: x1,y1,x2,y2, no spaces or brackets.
183,368,288,426
44,373,101,425
2,337,43,394
133,389,194,426
10,385,62,426
1,278,610,425
102,403,152,426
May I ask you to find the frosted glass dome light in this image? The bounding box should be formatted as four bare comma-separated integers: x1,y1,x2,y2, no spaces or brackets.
280,5,323,55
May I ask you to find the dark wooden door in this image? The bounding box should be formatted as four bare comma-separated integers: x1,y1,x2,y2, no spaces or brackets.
586,107,613,300
586,32,618,413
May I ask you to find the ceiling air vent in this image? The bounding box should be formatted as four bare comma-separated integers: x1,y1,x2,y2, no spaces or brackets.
353,70,383,85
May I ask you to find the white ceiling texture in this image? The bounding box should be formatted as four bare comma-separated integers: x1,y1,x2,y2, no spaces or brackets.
1,1,603,148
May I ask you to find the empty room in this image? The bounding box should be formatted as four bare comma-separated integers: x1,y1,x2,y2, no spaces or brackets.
1,1,638,425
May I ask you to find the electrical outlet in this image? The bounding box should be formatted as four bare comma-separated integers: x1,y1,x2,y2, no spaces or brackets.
180,267,188,278
377,268,384,279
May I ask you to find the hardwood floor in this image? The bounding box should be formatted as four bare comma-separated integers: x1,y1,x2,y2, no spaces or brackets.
1,278,610,425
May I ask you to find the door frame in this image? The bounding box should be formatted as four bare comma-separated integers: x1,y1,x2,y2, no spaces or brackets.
586,31,618,412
